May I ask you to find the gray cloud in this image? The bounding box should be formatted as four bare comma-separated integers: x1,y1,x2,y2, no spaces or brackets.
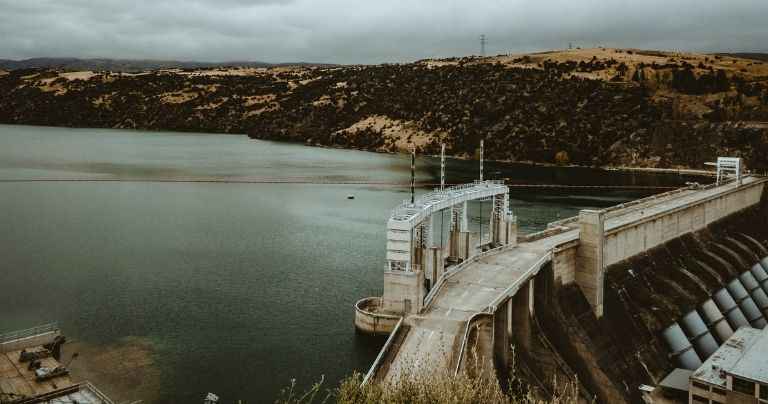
0,0,766,64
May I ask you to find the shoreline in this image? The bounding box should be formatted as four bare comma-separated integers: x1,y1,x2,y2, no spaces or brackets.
273,136,718,178
0,121,716,178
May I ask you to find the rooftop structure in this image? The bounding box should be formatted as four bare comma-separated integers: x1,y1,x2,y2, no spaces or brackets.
386,180,511,273
689,327,768,404
387,180,508,229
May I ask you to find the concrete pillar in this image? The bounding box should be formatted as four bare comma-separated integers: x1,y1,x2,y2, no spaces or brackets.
447,202,469,262
502,213,517,247
491,211,499,245
382,269,425,314
424,247,444,289
413,245,423,270
452,231,472,261
528,278,535,316
468,232,481,257
449,231,457,261
512,279,533,352
494,298,512,380
506,298,513,336
460,201,469,231
576,210,606,318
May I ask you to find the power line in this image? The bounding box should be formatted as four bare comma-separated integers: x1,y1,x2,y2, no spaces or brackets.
0,178,681,190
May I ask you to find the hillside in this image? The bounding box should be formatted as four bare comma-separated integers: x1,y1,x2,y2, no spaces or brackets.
0,48,767,170
0,57,333,72
718,53,768,62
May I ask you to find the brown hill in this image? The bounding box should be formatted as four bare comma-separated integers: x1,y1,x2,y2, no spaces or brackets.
0,48,766,170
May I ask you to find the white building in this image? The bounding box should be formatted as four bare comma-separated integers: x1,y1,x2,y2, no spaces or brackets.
688,327,768,404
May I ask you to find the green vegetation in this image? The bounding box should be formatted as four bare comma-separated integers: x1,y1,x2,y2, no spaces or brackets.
2,49,766,170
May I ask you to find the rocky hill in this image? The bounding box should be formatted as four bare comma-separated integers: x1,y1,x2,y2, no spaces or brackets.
0,48,767,170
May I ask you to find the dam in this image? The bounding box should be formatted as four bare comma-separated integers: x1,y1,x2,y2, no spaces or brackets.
355,158,767,402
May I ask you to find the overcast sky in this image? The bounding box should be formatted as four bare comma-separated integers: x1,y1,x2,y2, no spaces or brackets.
1,0,766,64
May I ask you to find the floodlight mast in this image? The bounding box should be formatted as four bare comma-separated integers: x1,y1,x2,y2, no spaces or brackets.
411,145,416,204
480,140,484,182
440,143,446,191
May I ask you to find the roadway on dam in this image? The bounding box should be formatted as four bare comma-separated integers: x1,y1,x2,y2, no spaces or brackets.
378,176,764,383
382,230,577,382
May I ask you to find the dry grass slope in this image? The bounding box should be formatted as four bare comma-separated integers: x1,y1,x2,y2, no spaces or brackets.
275,371,579,404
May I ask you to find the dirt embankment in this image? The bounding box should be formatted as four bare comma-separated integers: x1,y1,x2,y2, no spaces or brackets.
1,48,767,169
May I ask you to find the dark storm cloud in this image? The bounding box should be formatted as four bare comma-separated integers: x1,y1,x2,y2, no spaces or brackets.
0,0,766,64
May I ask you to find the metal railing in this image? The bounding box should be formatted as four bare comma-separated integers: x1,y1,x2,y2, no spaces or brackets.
81,381,116,404
452,251,552,375
361,317,405,387
390,181,507,224
487,251,553,313
518,226,574,244
13,381,115,404
0,323,58,344
355,297,401,321
546,215,579,229
602,177,765,236
454,311,493,376
600,178,743,220
534,177,751,236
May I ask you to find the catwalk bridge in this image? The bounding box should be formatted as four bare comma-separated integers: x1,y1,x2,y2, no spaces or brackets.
354,158,767,390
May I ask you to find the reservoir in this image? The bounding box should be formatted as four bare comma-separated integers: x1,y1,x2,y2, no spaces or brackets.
0,125,695,403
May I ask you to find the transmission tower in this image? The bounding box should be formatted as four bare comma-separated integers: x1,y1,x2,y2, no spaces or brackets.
480,34,487,57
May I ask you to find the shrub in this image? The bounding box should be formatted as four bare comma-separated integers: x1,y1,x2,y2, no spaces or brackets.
275,367,579,404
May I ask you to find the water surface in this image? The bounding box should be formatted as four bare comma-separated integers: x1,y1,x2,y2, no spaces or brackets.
0,125,692,403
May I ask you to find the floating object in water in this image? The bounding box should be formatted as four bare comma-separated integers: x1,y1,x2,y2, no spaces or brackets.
347,194,355,200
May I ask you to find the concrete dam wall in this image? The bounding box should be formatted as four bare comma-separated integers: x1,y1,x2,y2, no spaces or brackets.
537,178,768,404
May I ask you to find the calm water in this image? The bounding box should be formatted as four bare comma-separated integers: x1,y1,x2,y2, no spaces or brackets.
0,125,693,403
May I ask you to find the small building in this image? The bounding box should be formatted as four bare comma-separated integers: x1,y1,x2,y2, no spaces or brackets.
656,368,694,401
688,327,768,404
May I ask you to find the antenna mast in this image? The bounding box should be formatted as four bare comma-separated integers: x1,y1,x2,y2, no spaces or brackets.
479,140,484,181
480,34,487,57
440,143,446,191
411,145,416,204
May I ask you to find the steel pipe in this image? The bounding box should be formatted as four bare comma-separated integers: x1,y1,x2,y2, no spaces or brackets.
739,271,768,319
680,310,719,359
713,288,750,330
726,279,767,329
662,323,702,370
751,263,768,295
699,299,734,343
